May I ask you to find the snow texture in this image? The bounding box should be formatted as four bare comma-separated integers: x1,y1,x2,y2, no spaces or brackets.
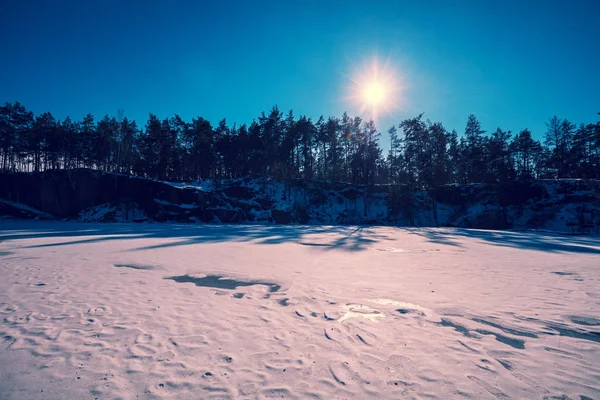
0,220,599,399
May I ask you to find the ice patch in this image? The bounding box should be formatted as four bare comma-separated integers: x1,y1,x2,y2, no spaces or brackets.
164,274,281,293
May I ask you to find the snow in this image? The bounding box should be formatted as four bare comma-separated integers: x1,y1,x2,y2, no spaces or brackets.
0,220,599,399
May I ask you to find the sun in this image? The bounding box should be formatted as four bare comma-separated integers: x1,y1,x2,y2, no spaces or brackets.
345,56,404,120
363,80,387,106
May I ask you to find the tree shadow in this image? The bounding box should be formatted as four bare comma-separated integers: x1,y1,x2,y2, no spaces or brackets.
404,228,463,247
0,220,392,252
408,227,600,254
2,221,597,254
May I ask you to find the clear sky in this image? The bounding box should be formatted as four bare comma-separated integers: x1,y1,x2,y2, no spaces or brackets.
2,0,598,150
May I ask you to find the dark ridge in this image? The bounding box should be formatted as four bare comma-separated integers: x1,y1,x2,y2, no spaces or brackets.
329,367,345,386
114,264,156,270
474,329,525,350
543,346,583,359
298,242,332,247
547,325,600,344
396,308,425,316
165,274,281,293
323,313,336,321
496,359,513,371
438,318,526,349
471,317,538,338
356,334,368,345
278,298,289,306
457,340,478,352
437,318,474,338
569,316,600,326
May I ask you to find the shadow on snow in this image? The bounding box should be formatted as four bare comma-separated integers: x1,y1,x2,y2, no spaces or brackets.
0,221,390,253
1,221,598,254
406,227,600,254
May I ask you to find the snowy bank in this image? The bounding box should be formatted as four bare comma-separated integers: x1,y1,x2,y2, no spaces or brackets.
1,169,599,232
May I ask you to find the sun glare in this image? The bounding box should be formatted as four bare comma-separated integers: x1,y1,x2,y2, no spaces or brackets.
345,56,404,120
363,80,387,105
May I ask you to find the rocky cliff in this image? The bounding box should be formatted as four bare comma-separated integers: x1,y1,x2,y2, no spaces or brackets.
1,169,599,233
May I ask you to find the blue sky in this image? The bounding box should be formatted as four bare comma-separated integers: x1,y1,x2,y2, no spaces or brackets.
1,0,598,149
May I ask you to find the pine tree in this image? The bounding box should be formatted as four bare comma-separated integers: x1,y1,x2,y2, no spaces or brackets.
79,114,95,169
363,120,381,187
511,129,541,178
428,121,448,188
486,128,514,181
296,115,315,179
463,114,486,183
399,114,428,187
446,129,460,183
387,125,401,184
0,102,33,171
3,101,600,188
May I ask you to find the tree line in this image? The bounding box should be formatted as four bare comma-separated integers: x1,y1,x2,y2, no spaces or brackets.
1,101,599,188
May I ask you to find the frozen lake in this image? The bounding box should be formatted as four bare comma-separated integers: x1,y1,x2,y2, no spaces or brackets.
0,220,599,399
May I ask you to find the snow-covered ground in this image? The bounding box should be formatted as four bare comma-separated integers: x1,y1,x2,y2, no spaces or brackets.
0,220,599,399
